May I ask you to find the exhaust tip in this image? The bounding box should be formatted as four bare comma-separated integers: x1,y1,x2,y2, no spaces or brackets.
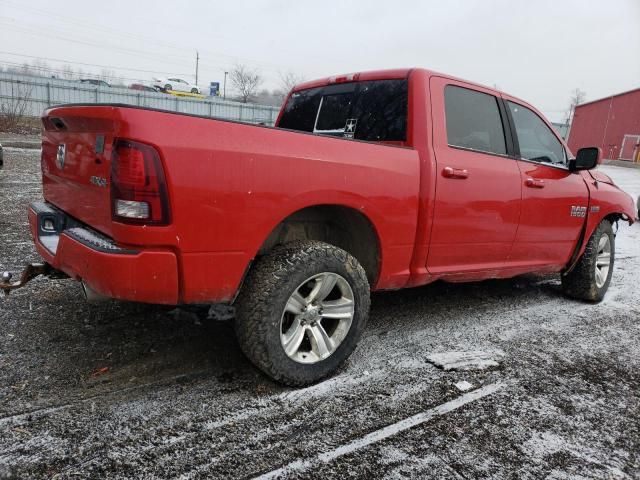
82,282,109,303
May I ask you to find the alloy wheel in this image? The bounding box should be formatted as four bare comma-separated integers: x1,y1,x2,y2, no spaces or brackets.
280,272,355,364
595,234,611,288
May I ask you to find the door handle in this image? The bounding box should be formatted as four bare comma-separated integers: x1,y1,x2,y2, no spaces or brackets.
442,166,469,179
525,178,545,188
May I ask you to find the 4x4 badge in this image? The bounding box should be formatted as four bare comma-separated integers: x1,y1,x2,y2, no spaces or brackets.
56,144,66,170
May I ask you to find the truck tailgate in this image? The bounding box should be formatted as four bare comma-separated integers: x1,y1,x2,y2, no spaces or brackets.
41,109,117,237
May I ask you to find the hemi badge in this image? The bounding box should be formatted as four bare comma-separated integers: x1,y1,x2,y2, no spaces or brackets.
590,206,600,213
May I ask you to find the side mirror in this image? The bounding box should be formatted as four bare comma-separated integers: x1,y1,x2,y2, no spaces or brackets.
569,147,600,171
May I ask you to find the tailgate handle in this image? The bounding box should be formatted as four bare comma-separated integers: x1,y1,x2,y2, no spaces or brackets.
442,166,469,179
525,178,545,188
50,117,67,130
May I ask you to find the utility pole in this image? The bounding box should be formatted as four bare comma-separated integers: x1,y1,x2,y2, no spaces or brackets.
224,71,228,99
195,51,199,85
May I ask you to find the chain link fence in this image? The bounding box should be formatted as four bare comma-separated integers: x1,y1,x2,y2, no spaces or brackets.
0,72,280,125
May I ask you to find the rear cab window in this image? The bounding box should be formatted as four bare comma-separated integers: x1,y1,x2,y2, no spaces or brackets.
278,79,408,143
444,85,507,156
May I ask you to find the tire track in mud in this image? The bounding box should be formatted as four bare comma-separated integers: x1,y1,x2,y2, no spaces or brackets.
0,370,213,428
252,382,505,480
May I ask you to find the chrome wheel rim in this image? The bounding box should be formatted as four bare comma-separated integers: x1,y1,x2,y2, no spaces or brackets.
280,272,355,364
595,234,612,289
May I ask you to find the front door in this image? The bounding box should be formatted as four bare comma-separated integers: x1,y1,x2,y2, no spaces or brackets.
427,78,522,274
504,99,589,268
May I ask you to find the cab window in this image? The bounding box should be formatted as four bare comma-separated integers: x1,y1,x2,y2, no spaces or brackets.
444,85,507,156
508,101,567,166
279,79,408,142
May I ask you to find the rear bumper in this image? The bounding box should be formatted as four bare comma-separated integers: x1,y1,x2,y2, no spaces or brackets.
29,201,179,304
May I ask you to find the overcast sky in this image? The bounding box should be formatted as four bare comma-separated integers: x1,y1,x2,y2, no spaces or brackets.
1,0,638,121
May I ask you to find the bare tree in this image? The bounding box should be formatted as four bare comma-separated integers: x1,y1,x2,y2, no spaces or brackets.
99,69,117,84
229,64,262,103
19,62,32,76
279,71,305,94
0,82,33,132
18,59,51,77
61,64,75,80
31,59,51,76
564,88,586,129
273,70,305,103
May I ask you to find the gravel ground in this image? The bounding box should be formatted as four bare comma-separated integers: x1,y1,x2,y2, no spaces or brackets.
0,148,639,479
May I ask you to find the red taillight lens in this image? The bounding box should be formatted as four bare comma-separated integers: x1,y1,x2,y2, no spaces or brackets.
114,146,146,189
111,139,170,225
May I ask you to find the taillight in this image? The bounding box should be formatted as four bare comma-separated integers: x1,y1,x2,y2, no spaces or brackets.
110,139,170,225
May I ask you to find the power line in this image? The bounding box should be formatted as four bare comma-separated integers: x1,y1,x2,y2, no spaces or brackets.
0,1,303,73
0,18,277,83
0,20,202,69
0,59,193,87
0,50,193,77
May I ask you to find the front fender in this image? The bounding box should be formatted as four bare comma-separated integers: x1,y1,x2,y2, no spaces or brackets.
570,180,636,269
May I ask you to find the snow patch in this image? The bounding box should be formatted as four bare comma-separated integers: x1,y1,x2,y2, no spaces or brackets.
455,380,474,391
426,350,505,371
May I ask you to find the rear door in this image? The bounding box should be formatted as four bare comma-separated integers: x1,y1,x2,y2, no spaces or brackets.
427,77,522,274
504,99,589,268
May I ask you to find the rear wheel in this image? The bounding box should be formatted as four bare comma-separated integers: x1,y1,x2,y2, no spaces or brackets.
562,220,615,302
235,241,370,386
164,84,172,91
190,88,198,94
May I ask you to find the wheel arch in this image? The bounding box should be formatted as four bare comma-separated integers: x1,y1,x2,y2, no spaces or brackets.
563,209,626,276
256,204,382,286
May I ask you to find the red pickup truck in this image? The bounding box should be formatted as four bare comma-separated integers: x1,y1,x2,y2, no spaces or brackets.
2,68,636,385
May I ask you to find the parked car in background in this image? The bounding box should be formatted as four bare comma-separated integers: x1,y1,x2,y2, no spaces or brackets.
152,77,200,94
129,83,157,93
79,79,110,88
4,68,637,386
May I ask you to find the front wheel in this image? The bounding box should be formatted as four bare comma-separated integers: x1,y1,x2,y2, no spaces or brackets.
235,241,370,386
190,88,199,94
562,219,615,302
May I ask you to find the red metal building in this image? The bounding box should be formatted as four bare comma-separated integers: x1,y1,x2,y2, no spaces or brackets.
567,87,640,161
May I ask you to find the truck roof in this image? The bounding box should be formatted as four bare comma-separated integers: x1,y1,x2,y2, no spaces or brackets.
292,68,418,92
292,68,531,110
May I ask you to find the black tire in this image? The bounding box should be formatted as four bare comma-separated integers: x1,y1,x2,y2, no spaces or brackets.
562,220,615,302
190,88,198,94
164,84,172,91
234,241,370,386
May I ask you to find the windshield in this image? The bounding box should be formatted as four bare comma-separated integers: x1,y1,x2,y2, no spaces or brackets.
278,79,408,142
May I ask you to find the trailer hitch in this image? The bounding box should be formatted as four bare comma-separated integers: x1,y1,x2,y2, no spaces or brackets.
1,263,68,295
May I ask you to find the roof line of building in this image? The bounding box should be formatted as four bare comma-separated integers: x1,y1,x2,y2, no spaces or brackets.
575,86,640,109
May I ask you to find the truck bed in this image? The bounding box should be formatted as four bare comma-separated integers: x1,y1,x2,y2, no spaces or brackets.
40,104,421,302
